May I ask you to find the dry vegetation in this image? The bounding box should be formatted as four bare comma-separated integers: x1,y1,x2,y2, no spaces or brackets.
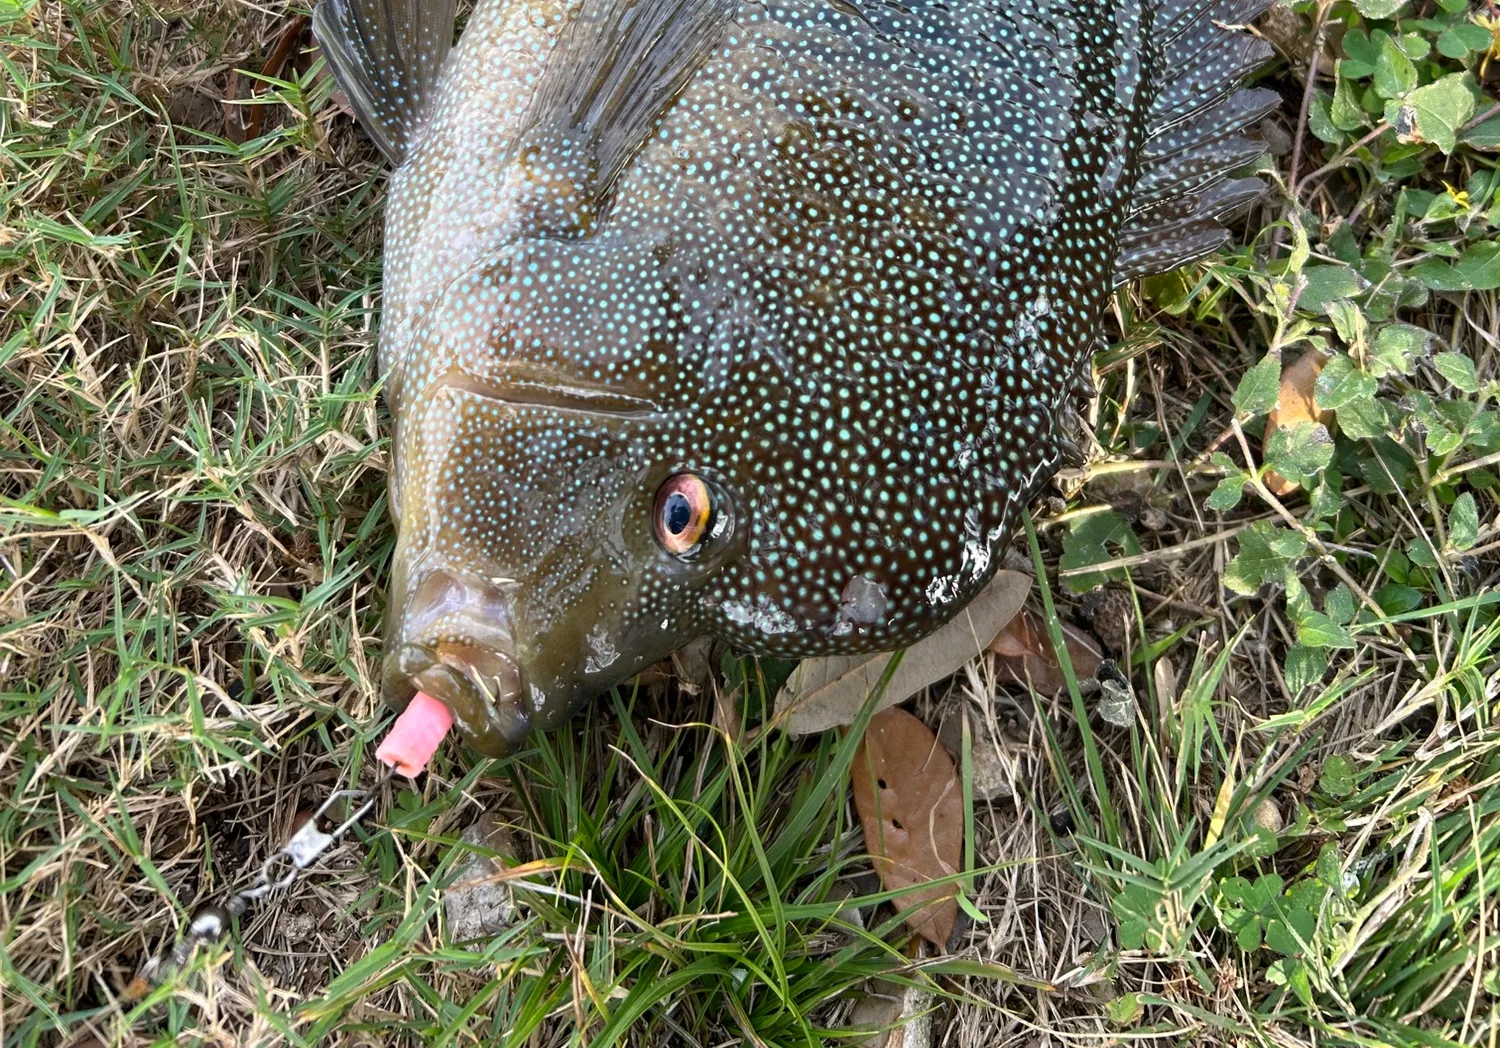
1,2,1497,1047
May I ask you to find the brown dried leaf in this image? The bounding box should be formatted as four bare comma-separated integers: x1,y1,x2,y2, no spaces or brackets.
852,707,963,949
1264,350,1331,496
776,571,1030,735
988,607,1102,694
224,15,312,143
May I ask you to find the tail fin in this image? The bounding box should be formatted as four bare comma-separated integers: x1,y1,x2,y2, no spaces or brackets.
1115,0,1278,283
312,0,458,164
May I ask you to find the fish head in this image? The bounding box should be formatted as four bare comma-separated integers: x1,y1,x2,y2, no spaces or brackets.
381,378,743,756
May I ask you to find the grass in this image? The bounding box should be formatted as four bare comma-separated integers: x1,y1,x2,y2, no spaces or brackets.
1,0,1498,1045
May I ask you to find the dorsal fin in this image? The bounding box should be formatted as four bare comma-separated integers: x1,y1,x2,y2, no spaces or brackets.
312,0,458,164
511,0,736,234
1115,0,1276,283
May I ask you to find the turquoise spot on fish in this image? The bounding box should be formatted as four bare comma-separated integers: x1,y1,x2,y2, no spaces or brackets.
314,0,1276,756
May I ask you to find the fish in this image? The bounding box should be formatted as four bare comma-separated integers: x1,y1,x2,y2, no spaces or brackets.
312,0,1275,756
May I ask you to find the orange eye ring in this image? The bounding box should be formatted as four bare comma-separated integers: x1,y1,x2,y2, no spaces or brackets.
653,474,714,556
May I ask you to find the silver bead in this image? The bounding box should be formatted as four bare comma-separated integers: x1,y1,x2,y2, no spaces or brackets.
188,904,232,942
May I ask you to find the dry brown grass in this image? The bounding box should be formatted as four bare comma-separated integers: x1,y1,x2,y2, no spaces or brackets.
3,2,1497,1047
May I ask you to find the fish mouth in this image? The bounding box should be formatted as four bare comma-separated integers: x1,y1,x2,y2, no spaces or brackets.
381,567,532,756
382,641,529,756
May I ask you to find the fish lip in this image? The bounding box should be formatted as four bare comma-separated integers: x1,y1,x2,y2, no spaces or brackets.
383,642,532,756
432,368,667,419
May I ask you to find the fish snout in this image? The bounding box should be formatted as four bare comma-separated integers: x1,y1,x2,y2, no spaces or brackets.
381,568,532,756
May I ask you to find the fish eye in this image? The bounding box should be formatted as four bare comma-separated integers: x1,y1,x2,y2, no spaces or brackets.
653,473,714,557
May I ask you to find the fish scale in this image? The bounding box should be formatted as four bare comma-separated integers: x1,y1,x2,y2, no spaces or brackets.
315,0,1275,755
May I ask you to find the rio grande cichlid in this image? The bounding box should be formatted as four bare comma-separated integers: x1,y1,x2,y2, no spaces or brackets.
313,0,1275,755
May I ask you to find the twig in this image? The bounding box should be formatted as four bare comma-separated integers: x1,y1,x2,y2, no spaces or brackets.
1058,519,1260,578
1289,0,1338,196
1299,122,1392,193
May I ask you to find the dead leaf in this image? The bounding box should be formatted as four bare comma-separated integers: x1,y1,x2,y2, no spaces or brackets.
989,608,1102,694
1264,350,1331,496
851,708,963,949
1095,660,1135,728
224,15,312,143
776,570,1031,735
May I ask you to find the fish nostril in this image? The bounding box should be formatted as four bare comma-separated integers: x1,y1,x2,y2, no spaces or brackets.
397,643,437,677
406,568,514,641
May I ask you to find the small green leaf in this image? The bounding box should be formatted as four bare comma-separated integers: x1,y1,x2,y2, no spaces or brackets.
1112,884,1170,953
1267,957,1315,1004
1354,0,1406,16
1433,351,1481,393
1288,960,1314,1005
1225,522,1308,596
1234,915,1263,951
1341,29,1380,79
1436,24,1489,58
1331,71,1370,132
1370,323,1428,377
1308,90,1342,145
1219,876,1250,905
1326,299,1367,347
1373,583,1423,615
1340,395,1389,440
1463,113,1500,150
1315,354,1379,411
1426,419,1464,456
1265,903,1318,959
1308,475,1344,520
1106,992,1144,1026
1326,584,1355,625
1207,472,1250,512
1411,242,1500,293
1452,23,1495,50
1299,265,1365,313
1266,422,1335,487
1296,610,1356,650
1320,754,1357,798
1060,510,1141,592
1373,36,1416,99
1247,874,1284,913
1234,353,1282,416
1316,843,1344,891
1392,73,1476,155
1406,536,1440,568
1449,492,1479,551
1285,645,1329,693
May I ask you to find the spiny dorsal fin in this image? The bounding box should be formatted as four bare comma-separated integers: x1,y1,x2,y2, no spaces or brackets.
312,0,458,164
512,0,737,234
1115,0,1276,283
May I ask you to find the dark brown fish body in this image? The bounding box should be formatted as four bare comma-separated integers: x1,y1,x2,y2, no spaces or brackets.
314,0,1273,754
